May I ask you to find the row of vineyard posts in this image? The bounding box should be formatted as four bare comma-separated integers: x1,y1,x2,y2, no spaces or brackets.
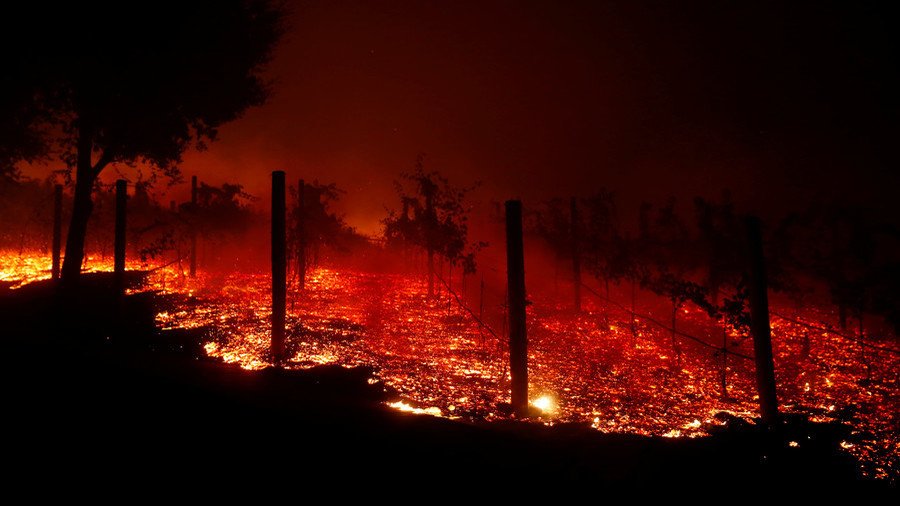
535,201,780,421
65,171,310,353
49,176,199,285
45,173,779,423
48,173,313,289
516,199,779,420
264,172,779,422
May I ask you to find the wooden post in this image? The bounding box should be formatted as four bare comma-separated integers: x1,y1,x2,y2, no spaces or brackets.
51,184,63,280
189,175,198,278
114,180,127,287
271,171,287,364
746,216,778,424
505,200,528,417
570,197,582,312
297,179,306,290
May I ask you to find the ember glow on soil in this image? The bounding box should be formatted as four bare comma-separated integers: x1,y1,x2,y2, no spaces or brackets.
2,251,898,480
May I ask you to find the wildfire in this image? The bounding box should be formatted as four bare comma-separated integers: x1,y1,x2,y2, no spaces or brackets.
531,394,557,414
388,400,442,417
0,249,198,294
0,253,52,288
2,250,898,481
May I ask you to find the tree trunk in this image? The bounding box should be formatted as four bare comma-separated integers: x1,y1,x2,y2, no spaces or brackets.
61,124,98,283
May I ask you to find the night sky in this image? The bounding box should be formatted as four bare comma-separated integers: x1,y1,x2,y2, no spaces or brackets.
28,0,900,234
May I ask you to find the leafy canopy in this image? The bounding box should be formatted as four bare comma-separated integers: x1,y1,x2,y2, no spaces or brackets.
1,0,284,178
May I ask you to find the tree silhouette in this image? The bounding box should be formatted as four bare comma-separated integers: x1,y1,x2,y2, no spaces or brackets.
127,181,176,263
290,180,359,280
384,156,483,296
775,204,886,333
193,181,259,260
529,191,625,310
581,190,624,297
693,193,744,306
2,1,284,282
0,73,46,178
637,198,714,361
0,174,59,252
527,197,572,273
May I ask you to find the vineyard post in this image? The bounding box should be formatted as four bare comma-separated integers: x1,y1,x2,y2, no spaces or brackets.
746,216,779,424
271,170,287,364
505,200,529,417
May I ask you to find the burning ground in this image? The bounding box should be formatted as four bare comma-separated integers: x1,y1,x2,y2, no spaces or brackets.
4,250,896,482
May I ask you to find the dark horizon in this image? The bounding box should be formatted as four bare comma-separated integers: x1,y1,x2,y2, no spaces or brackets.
15,0,899,234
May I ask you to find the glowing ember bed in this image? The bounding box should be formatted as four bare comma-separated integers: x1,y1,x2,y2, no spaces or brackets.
2,252,897,481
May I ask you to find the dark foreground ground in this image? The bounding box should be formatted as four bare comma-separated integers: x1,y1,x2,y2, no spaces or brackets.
1,275,894,496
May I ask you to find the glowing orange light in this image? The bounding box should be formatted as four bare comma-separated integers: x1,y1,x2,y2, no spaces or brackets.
2,249,897,480
531,394,557,414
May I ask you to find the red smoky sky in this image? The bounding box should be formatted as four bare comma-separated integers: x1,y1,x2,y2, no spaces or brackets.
24,0,900,234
